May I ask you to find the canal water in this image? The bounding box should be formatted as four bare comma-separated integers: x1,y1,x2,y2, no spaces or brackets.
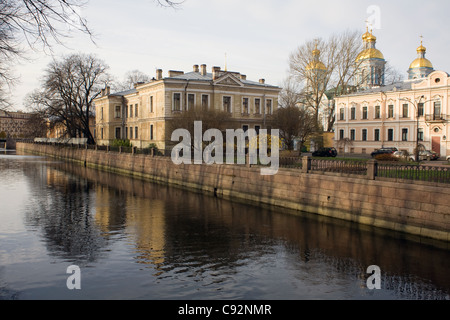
0,150,449,300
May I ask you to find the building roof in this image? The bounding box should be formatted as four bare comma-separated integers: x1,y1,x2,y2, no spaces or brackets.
109,88,137,96
107,70,279,97
338,79,422,97
167,71,280,88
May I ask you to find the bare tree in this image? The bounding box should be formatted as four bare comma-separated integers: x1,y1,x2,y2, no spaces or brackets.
383,62,405,85
27,53,111,144
167,106,231,152
336,137,353,156
289,30,365,132
0,0,182,110
114,69,151,92
24,111,47,138
278,76,303,109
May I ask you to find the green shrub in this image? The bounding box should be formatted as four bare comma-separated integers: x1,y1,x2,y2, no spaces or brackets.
111,139,131,147
374,153,398,161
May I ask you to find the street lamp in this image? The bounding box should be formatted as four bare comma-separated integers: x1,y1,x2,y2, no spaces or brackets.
399,95,441,163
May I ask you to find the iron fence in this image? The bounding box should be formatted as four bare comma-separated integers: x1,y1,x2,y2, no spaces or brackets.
377,162,450,184
25,141,450,184
311,159,368,175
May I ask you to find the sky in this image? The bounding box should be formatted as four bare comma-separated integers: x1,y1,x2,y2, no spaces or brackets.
9,0,450,111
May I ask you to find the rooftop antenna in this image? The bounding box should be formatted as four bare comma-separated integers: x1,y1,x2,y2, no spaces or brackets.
224,53,227,72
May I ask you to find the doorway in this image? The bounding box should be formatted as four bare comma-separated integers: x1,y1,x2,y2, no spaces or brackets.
432,136,441,155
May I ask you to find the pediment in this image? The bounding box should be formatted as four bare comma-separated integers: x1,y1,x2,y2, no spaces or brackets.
214,73,244,87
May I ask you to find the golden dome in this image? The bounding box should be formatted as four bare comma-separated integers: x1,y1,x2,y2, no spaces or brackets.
417,44,426,53
306,43,327,71
356,48,385,62
409,58,433,69
362,31,371,41
306,61,327,71
366,33,376,42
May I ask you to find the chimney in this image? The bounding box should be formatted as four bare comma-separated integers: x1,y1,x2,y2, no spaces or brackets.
240,74,247,81
105,86,110,95
212,66,221,80
200,64,207,76
156,69,163,80
259,79,265,84
193,64,199,73
168,70,184,77
101,88,105,96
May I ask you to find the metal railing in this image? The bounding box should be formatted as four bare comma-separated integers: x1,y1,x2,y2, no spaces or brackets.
24,141,450,184
377,162,450,183
310,159,367,175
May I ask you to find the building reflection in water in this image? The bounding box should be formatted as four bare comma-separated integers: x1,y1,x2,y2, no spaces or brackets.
18,159,450,299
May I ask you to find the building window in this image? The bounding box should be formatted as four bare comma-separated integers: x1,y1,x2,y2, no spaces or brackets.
150,124,154,140
266,99,273,115
242,98,249,114
375,105,380,119
255,98,261,114
135,127,138,139
100,107,103,120
374,129,380,141
339,129,345,140
149,96,154,113
362,129,367,141
115,106,121,118
135,104,139,117
402,104,409,118
350,107,356,120
388,105,394,118
187,93,195,111
362,106,368,119
387,129,394,141
242,125,249,132
173,93,181,111
418,102,424,117
350,129,355,141
223,96,232,113
201,94,209,111
129,127,133,139
339,108,345,121
101,128,104,140
115,127,121,139
434,101,441,119
418,128,424,141
402,128,408,141
255,125,261,135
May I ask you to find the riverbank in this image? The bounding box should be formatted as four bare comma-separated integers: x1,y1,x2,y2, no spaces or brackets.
16,142,450,244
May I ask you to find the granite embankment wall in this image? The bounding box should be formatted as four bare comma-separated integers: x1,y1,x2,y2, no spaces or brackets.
16,142,450,242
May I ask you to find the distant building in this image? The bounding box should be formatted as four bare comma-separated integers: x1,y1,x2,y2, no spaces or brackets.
47,116,96,140
94,64,281,150
0,110,35,138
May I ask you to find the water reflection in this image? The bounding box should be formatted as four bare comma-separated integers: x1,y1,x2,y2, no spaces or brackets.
0,152,449,299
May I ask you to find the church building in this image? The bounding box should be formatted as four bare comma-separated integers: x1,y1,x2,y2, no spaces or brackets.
334,29,449,159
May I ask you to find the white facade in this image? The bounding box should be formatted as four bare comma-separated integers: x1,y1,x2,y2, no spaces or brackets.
334,71,450,158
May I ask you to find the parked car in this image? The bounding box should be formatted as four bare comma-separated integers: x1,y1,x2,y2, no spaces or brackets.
312,147,337,157
408,150,439,161
392,150,408,160
371,147,398,158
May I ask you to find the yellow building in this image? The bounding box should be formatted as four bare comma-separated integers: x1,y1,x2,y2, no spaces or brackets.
94,64,281,151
